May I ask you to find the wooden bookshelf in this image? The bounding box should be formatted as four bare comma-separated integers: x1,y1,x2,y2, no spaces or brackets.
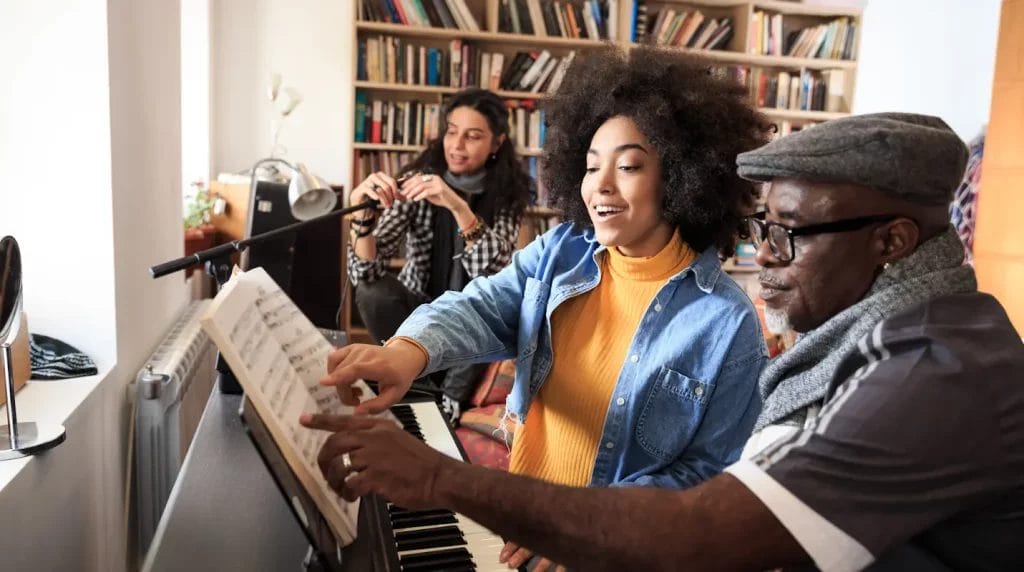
344,0,863,330
355,80,552,100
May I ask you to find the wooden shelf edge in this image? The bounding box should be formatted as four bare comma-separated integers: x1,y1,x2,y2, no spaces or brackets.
525,206,562,217
758,108,848,122
752,0,863,17
354,142,424,152
355,81,549,100
722,261,760,273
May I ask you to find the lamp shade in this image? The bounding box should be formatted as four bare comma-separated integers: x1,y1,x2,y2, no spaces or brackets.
288,163,337,220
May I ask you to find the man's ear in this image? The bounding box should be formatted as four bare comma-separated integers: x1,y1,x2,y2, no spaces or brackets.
877,218,920,265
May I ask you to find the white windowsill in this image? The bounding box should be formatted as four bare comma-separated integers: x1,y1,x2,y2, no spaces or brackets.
0,367,114,491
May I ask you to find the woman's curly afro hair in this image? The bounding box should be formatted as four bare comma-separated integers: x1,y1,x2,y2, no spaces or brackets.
542,45,773,257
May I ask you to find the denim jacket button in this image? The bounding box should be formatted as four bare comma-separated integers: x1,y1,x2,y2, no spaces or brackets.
630,354,639,363
616,397,626,406
694,385,704,397
654,304,662,312
605,441,614,449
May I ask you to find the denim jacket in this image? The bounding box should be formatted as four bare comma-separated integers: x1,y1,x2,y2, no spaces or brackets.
396,223,766,489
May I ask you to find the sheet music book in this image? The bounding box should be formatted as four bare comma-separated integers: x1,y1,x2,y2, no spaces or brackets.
200,267,370,546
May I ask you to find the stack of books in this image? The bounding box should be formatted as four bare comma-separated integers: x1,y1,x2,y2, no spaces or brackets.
750,12,857,60
358,36,576,95
353,150,420,182
507,100,545,150
497,0,617,40
358,0,481,31
354,96,443,146
646,10,733,50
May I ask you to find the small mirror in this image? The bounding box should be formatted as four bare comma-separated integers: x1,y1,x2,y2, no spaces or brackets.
0,235,66,461
0,236,23,348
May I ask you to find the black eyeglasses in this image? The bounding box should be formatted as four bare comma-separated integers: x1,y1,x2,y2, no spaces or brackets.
745,212,900,262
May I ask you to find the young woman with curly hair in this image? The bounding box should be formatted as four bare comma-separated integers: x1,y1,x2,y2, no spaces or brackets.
320,45,772,568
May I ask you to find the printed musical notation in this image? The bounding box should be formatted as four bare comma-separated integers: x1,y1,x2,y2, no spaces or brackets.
201,266,373,545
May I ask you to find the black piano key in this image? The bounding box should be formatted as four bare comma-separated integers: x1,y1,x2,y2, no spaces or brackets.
395,526,467,551
391,512,459,529
389,508,456,521
399,546,475,570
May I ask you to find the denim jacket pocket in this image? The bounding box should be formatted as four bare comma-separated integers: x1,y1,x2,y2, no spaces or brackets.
516,277,548,358
636,367,714,462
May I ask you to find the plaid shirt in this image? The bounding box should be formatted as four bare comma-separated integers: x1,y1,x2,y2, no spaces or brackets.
348,200,521,297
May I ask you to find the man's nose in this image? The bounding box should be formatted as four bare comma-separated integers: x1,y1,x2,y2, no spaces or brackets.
754,235,782,267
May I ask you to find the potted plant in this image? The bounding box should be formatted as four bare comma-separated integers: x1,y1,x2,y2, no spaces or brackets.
184,180,216,273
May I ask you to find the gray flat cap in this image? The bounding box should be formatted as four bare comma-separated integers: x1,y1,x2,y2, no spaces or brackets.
736,112,968,206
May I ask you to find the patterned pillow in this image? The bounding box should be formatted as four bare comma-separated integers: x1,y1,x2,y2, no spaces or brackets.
471,359,516,407
459,403,515,447
455,427,510,471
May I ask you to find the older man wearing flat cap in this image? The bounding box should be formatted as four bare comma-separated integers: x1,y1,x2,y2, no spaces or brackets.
301,113,1024,571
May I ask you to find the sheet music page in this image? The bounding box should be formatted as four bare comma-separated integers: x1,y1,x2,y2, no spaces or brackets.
200,267,367,545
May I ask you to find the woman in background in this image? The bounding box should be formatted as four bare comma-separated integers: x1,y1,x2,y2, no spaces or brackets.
347,88,531,420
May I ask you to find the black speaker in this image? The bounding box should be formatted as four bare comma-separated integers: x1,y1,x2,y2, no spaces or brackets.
243,180,344,329
219,180,345,395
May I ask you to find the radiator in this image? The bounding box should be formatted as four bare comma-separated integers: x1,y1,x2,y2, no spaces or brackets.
133,299,217,558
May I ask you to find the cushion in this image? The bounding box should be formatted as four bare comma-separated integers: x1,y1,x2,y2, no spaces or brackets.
455,427,510,471
470,359,515,407
459,403,515,447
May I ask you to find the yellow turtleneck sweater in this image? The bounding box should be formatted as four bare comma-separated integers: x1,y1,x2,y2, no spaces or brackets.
507,232,695,486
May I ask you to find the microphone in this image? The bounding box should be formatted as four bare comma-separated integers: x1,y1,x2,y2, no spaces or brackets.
150,199,380,279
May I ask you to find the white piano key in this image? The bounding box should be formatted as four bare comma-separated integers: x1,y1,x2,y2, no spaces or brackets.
407,401,464,460
387,401,507,571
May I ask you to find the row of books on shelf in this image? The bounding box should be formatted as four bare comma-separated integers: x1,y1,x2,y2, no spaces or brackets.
645,10,733,51
355,97,443,146
497,0,616,40
750,12,856,60
358,35,577,95
354,150,420,184
354,95,547,149
746,68,848,113
509,103,546,151
358,0,481,31
527,206,560,235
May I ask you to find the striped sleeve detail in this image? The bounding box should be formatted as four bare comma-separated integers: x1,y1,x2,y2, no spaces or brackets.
725,460,875,572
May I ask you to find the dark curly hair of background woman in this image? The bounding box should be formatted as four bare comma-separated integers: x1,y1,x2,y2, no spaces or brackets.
542,45,774,257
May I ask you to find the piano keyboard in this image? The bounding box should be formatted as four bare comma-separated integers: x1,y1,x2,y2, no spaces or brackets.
378,401,508,572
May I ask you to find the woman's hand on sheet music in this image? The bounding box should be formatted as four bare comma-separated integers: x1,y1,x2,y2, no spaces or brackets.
299,414,452,510
499,542,564,572
321,341,427,415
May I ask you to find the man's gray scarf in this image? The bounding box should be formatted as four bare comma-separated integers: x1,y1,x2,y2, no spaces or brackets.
755,226,977,431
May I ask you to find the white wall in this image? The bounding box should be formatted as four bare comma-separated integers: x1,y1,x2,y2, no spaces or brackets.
854,0,1001,140
0,0,186,570
211,0,353,185
182,0,212,193
0,0,118,368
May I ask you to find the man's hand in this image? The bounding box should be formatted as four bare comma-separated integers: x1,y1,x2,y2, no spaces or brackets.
320,341,427,414
300,414,457,510
499,541,564,571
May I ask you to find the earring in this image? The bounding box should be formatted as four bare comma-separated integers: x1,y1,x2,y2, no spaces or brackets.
883,262,892,271
490,153,497,160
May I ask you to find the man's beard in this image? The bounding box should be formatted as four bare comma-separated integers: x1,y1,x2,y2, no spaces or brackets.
764,306,792,335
